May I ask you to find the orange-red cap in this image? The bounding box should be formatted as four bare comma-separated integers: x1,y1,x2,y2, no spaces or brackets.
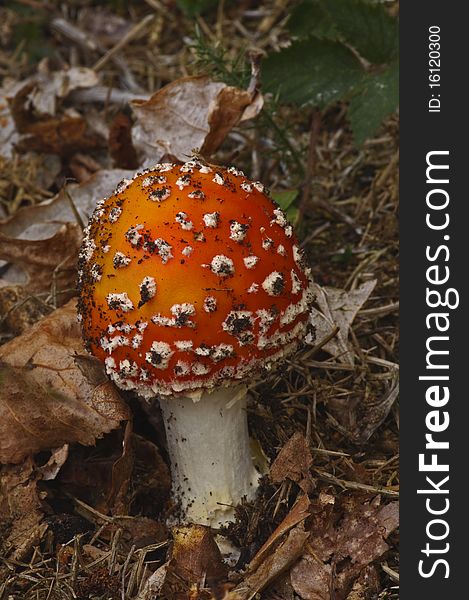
77,161,314,397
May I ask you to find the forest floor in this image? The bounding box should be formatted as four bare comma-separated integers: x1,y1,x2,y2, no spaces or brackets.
0,1,399,599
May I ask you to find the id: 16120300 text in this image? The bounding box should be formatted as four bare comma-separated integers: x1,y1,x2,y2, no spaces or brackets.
428,25,441,113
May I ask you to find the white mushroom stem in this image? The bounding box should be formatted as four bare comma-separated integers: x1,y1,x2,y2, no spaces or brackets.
158,385,260,527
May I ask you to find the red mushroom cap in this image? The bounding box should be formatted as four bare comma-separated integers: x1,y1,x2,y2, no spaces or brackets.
77,160,314,397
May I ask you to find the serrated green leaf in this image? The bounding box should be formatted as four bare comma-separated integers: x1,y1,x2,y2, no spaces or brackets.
262,38,364,108
319,0,398,64
288,0,339,40
348,61,398,145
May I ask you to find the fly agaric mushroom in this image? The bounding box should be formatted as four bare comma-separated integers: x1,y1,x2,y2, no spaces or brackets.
77,160,314,526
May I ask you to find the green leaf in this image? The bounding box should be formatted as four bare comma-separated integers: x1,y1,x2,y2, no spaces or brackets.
271,189,298,210
348,61,399,144
288,0,339,40
262,38,364,108
319,0,398,64
272,189,299,224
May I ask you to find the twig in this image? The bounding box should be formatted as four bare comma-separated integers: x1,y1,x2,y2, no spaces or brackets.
51,17,149,93
50,18,99,52
69,87,149,105
121,545,136,600
301,326,340,360
313,197,362,235
382,563,400,582
143,0,169,16
359,301,399,318
93,14,156,72
315,469,399,498
63,185,85,230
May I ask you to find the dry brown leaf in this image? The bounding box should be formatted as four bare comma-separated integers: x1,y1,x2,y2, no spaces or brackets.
106,420,134,515
0,284,52,335
0,299,130,464
14,113,102,156
0,168,133,240
328,374,399,444
345,565,380,600
250,494,311,573
39,444,70,481
11,62,98,118
137,563,170,600
290,496,399,600
162,525,227,598
131,76,262,163
226,526,309,600
1,61,100,158
201,85,256,156
0,222,81,291
270,432,314,493
290,554,331,600
308,280,377,364
171,525,227,583
109,111,139,169
69,152,102,183
56,431,170,516
262,574,295,600
223,495,311,600
0,458,47,577
115,516,167,549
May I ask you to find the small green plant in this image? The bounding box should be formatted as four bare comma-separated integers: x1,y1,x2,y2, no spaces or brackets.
189,25,250,89
262,0,399,144
190,26,304,172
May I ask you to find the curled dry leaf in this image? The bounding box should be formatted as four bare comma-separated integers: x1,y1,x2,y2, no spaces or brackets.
1,62,101,156
290,496,399,600
131,76,263,163
0,299,130,465
308,280,377,365
270,432,314,493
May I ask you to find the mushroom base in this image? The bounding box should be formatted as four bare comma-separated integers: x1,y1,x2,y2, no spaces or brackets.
159,385,260,527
